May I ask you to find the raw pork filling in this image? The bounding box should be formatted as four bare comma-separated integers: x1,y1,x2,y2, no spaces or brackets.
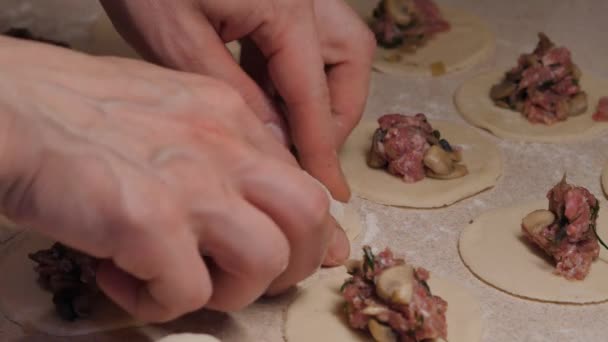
29,243,101,321
522,179,600,280
371,0,450,50
341,246,448,341
490,33,588,125
368,113,466,183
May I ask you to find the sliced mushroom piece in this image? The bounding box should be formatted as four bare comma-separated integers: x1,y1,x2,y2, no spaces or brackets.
384,0,417,26
368,128,388,168
449,149,463,162
375,264,415,305
522,209,555,235
426,164,468,180
490,81,517,101
368,319,398,342
495,100,511,109
568,92,588,116
423,145,454,175
361,305,389,316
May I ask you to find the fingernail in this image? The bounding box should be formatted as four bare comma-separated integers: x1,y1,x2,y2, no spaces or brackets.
323,228,351,267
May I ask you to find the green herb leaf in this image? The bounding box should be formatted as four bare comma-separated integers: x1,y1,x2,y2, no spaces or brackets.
420,280,431,295
590,203,608,250
363,246,375,271
340,279,354,292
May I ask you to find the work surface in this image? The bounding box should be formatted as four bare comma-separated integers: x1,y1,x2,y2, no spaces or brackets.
1,0,607,341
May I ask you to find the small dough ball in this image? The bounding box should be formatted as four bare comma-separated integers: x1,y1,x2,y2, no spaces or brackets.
156,333,221,342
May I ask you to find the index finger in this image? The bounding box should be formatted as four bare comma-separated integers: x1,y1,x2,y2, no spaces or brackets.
251,2,350,201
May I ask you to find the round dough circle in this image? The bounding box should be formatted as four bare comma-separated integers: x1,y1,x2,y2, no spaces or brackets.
156,333,221,342
339,120,503,208
0,231,139,336
346,0,494,76
602,163,608,197
459,200,608,304
284,271,482,342
455,70,608,142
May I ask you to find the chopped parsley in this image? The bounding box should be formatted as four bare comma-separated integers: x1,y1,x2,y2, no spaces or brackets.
590,203,608,250
363,246,376,271
340,279,354,292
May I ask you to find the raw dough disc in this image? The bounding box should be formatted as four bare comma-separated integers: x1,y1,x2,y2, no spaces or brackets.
0,231,140,336
86,12,241,60
339,120,503,208
157,333,221,342
0,215,22,243
459,200,608,304
284,271,482,342
346,0,494,76
455,70,608,142
602,163,608,197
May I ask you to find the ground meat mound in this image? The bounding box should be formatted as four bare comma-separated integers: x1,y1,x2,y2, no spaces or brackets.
368,113,463,183
522,178,600,280
490,33,587,125
342,246,448,341
371,0,450,50
29,243,100,321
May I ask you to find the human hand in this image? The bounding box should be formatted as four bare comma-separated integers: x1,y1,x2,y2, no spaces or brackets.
100,0,376,201
0,37,349,322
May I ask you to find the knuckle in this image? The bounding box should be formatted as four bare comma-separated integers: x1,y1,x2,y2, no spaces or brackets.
306,184,331,228
247,234,290,281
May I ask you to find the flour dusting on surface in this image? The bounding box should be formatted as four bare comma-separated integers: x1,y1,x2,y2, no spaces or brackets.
361,213,379,245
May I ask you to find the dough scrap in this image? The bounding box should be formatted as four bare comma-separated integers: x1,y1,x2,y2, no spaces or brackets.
156,333,221,342
284,271,482,342
346,1,494,76
459,200,608,304
602,163,608,197
0,231,140,336
86,12,240,60
339,120,503,208
455,70,608,142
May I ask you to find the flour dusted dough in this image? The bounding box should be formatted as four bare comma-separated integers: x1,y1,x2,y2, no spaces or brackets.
157,333,221,342
455,71,608,142
86,12,241,59
339,120,502,208
0,231,139,336
347,0,494,76
602,163,608,197
459,200,608,304
284,271,482,342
